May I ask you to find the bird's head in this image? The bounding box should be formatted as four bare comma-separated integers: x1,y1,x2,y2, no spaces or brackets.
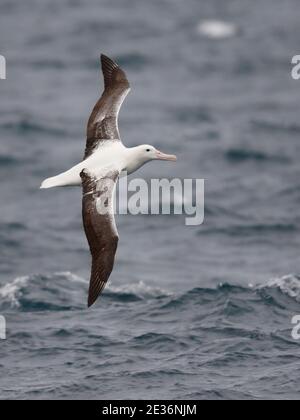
135,145,177,164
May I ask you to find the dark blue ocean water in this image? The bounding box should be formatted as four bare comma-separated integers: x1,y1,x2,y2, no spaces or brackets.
1,0,300,400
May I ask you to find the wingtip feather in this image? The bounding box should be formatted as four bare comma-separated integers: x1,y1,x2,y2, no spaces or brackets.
100,54,119,89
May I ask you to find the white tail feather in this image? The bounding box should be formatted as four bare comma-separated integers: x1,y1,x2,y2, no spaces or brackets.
40,169,82,189
40,176,62,189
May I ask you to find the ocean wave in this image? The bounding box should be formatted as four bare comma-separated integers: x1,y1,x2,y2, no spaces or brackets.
0,222,27,232
106,281,171,301
0,273,171,311
161,276,300,313
1,272,300,313
257,274,300,302
0,272,87,312
0,155,21,166
198,223,297,237
170,105,213,124
225,148,289,163
252,119,300,134
0,116,68,137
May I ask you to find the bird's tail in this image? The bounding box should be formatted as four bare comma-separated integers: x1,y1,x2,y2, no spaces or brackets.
40,175,62,189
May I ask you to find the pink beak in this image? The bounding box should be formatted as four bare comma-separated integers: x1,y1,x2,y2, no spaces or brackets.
155,150,177,162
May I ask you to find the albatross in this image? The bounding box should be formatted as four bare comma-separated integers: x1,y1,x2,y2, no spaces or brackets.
40,54,177,307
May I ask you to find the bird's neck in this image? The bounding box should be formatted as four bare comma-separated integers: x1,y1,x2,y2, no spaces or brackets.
123,147,145,175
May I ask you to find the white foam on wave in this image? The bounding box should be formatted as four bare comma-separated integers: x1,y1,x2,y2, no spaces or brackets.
257,274,300,302
196,20,237,39
107,280,172,299
0,273,171,309
53,271,87,284
0,275,29,307
0,272,87,308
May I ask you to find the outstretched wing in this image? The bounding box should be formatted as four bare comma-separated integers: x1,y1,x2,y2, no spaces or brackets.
80,168,120,307
84,54,130,159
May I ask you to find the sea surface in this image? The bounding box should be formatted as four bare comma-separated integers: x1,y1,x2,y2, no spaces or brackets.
0,0,300,400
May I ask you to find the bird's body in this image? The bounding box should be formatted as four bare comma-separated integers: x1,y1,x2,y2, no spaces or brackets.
40,54,176,307
41,142,150,188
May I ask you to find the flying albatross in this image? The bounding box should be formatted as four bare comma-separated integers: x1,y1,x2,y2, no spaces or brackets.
40,54,177,307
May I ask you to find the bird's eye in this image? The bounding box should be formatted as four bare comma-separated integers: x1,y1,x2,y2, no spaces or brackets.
146,149,151,152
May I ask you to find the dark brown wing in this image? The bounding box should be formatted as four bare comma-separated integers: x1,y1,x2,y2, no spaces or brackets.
80,168,120,307
84,54,130,159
